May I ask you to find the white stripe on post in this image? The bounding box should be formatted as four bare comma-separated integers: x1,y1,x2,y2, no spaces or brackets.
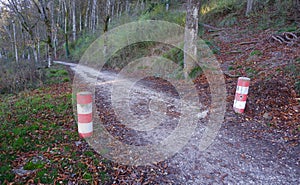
77,92,93,138
233,77,250,113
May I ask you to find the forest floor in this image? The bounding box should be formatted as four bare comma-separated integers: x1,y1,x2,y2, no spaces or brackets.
1,25,300,184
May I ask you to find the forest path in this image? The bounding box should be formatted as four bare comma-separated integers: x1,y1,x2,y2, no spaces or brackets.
54,60,299,184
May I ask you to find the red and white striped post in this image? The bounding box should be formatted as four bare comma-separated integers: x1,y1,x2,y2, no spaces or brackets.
77,92,93,138
233,77,250,113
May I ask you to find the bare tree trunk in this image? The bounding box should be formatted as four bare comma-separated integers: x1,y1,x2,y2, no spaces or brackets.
116,1,121,17
33,44,38,64
166,0,169,11
12,21,19,63
37,37,41,62
111,0,115,20
79,9,82,32
85,0,90,29
50,1,57,59
64,0,70,58
246,0,254,16
91,0,97,33
184,0,200,79
125,0,130,14
72,0,76,41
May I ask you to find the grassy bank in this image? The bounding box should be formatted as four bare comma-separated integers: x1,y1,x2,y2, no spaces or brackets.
0,64,109,184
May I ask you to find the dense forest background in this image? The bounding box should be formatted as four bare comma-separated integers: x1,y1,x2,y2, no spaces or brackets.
0,0,299,93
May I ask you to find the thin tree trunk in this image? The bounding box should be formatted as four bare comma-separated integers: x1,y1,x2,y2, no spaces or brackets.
33,44,38,64
72,0,76,41
85,0,90,29
37,38,41,62
12,21,19,63
51,1,57,59
64,0,70,58
125,0,130,14
246,0,254,16
184,0,200,79
91,0,97,33
79,9,82,32
166,0,169,11
111,0,115,20
116,1,120,17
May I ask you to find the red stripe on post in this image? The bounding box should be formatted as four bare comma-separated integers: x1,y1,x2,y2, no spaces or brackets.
77,92,92,104
78,113,92,123
234,107,244,114
237,80,250,87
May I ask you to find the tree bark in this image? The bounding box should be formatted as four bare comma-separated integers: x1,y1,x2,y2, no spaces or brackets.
72,0,76,41
64,0,70,58
85,0,90,29
91,0,97,33
12,21,19,63
184,0,200,79
166,0,169,11
246,0,254,16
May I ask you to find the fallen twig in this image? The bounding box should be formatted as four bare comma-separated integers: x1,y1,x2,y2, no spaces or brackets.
223,72,240,78
237,41,259,45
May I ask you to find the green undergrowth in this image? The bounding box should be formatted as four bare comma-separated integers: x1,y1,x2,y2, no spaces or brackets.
0,65,109,184
45,65,70,85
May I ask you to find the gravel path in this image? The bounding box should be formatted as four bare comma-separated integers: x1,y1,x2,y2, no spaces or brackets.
55,61,300,184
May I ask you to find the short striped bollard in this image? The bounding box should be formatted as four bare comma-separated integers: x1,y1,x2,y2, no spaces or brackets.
77,92,93,138
233,77,250,113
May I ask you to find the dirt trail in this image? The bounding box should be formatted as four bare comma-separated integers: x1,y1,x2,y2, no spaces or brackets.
55,61,299,184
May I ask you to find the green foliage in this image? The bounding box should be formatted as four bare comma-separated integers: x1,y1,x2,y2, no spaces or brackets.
204,40,220,54
70,34,98,60
24,161,45,170
189,66,203,78
277,24,300,34
139,3,185,26
250,50,263,56
200,0,244,22
295,81,300,96
45,66,70,84
245,67,257,78
162,46,184,68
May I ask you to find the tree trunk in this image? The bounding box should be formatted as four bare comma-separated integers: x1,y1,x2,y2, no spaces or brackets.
50,1,57,59
166,0,169,11
64,0,70,58
72,0,76,41
125,0,130,14
184,0,200,79
85,0,90,29
91,0,97,33
79,9,82,32
246,0,254,16
12,21,19,63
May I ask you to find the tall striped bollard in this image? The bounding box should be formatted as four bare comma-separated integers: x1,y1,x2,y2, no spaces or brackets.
77,92,93,138
233,77,250,113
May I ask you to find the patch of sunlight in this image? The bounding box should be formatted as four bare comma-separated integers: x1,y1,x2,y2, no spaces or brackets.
201,4,217,15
